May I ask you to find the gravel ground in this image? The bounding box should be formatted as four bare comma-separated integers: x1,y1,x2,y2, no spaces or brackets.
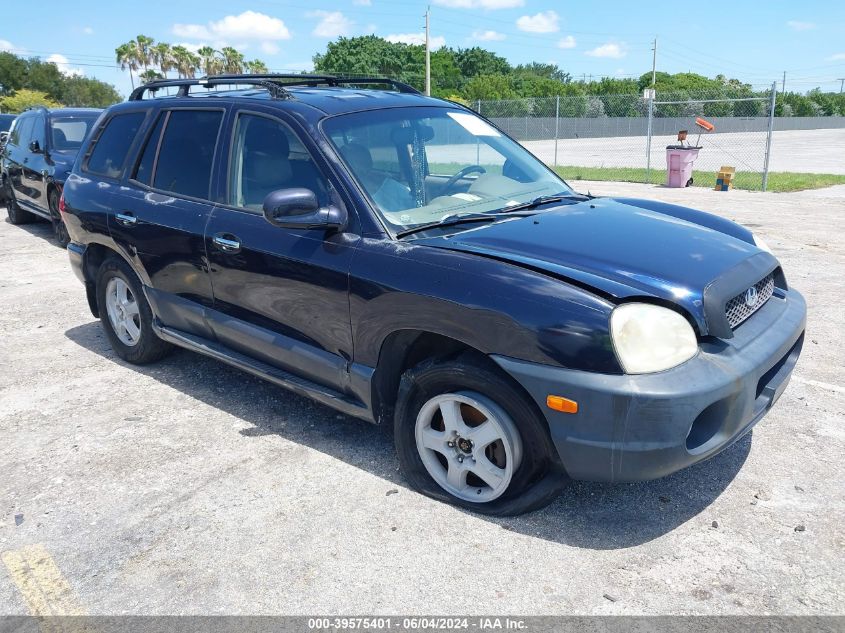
0,182,843,616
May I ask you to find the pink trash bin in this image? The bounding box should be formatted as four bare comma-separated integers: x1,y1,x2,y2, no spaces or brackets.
665,145,700,188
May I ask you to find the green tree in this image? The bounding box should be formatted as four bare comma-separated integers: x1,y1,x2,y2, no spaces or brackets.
116,42,140,88
59,76,122,107
152,42,173,77
171,46,200,78
219,47,245,74
0,89,60,113
453,47,510,78
197,46,222,75
246,59,269,74
140,69,164,84
0,51,28,95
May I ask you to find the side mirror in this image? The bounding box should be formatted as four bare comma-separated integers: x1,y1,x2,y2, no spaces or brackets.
262,188,347,231
0,132,8,143
29,140,42,153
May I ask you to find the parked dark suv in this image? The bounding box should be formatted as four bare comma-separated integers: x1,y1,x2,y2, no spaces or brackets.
62,75,806,515
2,107,101,245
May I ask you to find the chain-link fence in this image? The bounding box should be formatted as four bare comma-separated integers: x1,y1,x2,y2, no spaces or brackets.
470,86,845,192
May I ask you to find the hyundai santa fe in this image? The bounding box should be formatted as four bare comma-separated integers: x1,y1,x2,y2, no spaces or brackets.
59,74,806,515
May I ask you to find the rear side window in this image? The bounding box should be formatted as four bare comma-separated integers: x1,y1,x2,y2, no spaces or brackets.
85,112,146,178
151,110,223,199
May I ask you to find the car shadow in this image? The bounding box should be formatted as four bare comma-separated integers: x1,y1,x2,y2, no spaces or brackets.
3,213,60,247
65,320,750,550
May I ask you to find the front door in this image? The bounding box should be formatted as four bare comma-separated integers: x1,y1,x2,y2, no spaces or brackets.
204,109,359,393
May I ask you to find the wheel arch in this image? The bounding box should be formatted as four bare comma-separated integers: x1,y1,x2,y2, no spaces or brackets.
79,242,142,318
370,329,552,446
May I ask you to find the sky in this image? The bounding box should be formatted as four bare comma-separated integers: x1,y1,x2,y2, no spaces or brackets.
2,0,845,97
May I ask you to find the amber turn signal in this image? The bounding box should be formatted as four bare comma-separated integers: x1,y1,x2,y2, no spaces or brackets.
546,395,578,414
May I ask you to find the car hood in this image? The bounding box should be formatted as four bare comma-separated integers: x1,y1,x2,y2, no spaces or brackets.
414,197,780,337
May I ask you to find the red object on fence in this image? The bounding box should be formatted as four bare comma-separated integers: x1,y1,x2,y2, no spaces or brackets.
695,117,715,132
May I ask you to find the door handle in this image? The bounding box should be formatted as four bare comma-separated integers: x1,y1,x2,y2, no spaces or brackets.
115,212,137,226
213,234,241,253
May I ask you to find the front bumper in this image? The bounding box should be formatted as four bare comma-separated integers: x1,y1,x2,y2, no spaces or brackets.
494,288,806,482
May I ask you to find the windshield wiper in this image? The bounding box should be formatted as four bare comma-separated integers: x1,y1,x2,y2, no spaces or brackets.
395,213,501,238
497,192,590,214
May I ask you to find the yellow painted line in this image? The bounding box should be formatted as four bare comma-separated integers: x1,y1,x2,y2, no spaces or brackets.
1,544,87,617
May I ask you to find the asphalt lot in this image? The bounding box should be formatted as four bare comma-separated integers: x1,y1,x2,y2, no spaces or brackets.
0,182,843,616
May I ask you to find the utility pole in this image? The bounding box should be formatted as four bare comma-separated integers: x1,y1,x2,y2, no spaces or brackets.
782,71,786,94
424,6,431,96
651,37,658,86
838,78,845,94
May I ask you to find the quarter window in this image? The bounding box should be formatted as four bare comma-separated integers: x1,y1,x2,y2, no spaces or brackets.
85,112,146,178
133,113,166,186
152,110,223,200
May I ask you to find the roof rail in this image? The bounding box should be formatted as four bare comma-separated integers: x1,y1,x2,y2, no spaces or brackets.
212,73,421,94
128,77,293,101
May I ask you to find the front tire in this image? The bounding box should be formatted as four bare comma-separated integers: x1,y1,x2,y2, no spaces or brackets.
394,355,567,515
95,257,172,365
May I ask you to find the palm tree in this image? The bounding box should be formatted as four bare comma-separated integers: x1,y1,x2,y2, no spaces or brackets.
246,60,269,74
197,46,222,76
140,69,164,84
115,43,139,89
134,35,155,71
220,47,245,74
152,42,173,77
171,46,199,78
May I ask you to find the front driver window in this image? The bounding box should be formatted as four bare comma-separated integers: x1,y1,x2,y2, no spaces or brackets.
229,113,327,211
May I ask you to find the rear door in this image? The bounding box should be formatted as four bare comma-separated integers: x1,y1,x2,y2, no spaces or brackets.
203,107,359,392
108,107,224,338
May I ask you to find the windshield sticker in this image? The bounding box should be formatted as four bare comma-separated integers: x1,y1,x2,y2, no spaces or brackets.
447,112,501,137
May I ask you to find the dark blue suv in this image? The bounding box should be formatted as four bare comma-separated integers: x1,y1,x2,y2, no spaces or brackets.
62,74,806,515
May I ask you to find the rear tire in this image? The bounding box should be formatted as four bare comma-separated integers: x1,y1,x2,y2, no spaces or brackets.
394,355,567,515
6,189,35,225
49,188,69,247
95,257,173,365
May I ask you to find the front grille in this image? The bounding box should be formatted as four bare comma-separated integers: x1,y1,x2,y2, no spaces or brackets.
725,273,775,329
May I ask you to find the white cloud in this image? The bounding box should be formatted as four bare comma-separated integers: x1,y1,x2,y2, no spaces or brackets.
353,0,372,5
558,35,576,49
516,10,559,34
786,20,816,31
83,26,94,35
585,42,627,58
0,39,16,53
261,41,280,54
827,52,845,61
434,0,523,8
386,32,446,48
309,11,354,38
47,53,84,77
173,11,291,45
472,30,506,41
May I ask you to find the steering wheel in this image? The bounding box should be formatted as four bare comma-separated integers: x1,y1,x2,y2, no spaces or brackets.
442,165,486,193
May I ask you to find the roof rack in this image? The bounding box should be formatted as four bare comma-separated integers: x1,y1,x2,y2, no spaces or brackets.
128,77,293,101
213,73,421,94
128,73,421,101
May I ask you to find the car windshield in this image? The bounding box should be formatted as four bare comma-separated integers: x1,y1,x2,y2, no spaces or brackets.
322,106,573,232
50,114,99,151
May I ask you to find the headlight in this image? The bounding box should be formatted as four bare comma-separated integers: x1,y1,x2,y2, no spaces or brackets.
753,233,772,255
610,303,698,374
